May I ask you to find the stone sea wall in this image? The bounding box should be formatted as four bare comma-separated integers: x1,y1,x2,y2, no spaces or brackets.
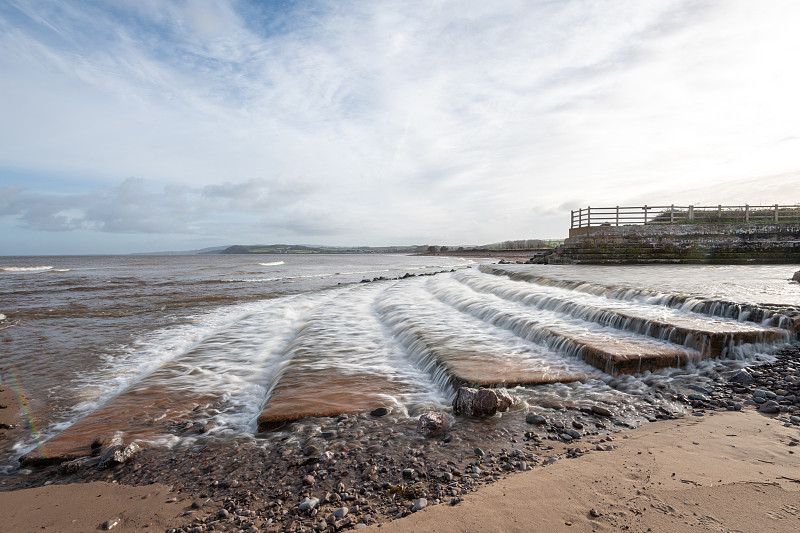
547,222,800,264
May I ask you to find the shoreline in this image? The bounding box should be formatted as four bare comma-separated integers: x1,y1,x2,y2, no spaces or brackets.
1,408,798,532
1,346,798,532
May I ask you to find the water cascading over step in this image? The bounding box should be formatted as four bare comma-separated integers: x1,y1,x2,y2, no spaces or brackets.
374,284,596,390
256,286,443,431
458,270,789,357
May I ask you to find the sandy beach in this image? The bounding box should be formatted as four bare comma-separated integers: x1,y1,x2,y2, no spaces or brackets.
2,403,799,532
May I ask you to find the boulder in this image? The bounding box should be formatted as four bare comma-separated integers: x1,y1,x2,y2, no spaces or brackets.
793,270,800,282
98,442,140,469
452,386,513,417
416,412,451,437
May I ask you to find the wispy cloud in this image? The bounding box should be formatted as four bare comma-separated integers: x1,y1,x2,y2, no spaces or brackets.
1,0,799,252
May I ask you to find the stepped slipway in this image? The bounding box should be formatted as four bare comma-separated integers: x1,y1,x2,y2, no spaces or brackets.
549,222,800,264
464,266,796,373
18,267,797,465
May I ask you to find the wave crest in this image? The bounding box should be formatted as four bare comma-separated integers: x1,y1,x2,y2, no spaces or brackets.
0,266,53,272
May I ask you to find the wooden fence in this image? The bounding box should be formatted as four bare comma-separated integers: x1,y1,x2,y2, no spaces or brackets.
571,204,800,229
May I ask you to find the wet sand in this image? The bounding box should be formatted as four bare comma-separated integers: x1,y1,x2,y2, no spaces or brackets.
1,408,798,532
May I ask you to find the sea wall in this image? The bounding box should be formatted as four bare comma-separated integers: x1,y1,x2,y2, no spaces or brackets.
547,222,800,264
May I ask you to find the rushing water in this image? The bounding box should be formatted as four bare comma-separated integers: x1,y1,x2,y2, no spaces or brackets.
0,255,798,473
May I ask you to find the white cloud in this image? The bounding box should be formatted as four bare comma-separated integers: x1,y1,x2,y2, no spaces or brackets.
1,0,799,252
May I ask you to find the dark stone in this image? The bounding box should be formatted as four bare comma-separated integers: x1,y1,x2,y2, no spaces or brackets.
525,413,546,425
101,517,120,530
729,370,756,384
370,407,389,417
759,400,781,414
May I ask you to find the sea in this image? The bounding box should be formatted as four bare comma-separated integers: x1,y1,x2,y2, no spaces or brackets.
1,255,798,474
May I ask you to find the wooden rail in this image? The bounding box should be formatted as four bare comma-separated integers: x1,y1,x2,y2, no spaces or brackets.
571,204,800,229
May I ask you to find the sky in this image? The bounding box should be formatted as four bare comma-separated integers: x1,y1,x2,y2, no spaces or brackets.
1,0,800,254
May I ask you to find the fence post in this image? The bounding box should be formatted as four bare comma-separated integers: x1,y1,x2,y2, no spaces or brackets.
616,206,619,226
718,205,722,221
643,205,648,224
578,208,582,228
587,206,591,227
570,210,574,229
688,205,694,222
745,204,749,222
670,204,674,224
775,204,779,222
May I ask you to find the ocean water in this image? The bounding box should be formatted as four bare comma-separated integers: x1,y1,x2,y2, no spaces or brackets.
0,255,798,472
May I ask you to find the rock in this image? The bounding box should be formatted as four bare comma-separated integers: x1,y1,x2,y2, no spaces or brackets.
305,444,320,456
333,507,349,519
412,498,427,512
526,413,546,425
299,497,320,511
572,420,584,430
591,405,613,417
101,517,121,530
98,442,140,469
218,509,229,519
416,412,451,437
729,369,756,384
793,270,800,282
453,386,513,417
566,429,582,439
687,393,708,402
303,474,315,485
370,407,389,417
59,458,87,475
759,400,781,414
474,447,485,457
91,436,110,450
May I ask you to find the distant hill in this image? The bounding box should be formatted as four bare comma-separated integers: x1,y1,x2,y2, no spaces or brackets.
211,244,428,254
133,246,230,255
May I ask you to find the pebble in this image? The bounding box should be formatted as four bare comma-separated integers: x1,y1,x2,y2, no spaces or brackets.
591,405,613,417
525,413,547,425
370,407,389,417
758,400,781,414
299,497,320,511
412,498,427,512
333,507,349,519
102,517,121,530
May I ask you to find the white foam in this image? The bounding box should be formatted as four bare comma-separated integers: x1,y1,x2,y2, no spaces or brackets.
0,313,5,321
259,261,285,267
0,266,53,272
